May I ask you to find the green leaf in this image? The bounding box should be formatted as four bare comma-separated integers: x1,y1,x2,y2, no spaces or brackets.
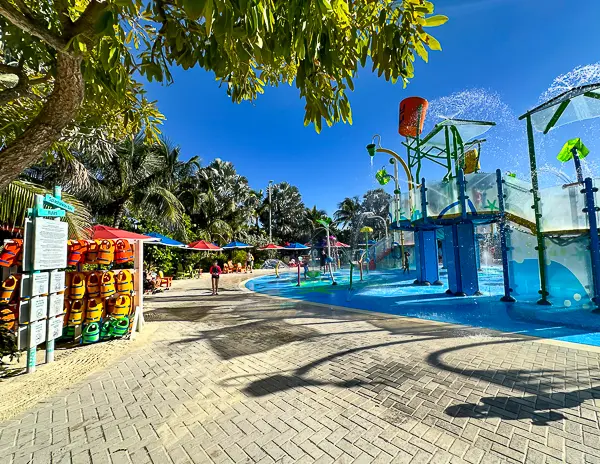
183,0,206,20
415,40,428,62
204,0,214,34
94,11,114,35
423,15,449,27
425,34,442,51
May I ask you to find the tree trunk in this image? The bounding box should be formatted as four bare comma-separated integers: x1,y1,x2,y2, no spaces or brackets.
0,53,84,189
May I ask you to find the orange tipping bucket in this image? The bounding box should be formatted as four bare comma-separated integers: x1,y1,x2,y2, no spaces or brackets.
399,97,428,138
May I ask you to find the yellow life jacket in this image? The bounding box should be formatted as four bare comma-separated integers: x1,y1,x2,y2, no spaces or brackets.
0,274,19,304
69,273,86,300
116,270,133,294
101,271,116,298
85,240,100,264
85,297,104,323
86,272,101,298
112,294,131,317
68,299,85,326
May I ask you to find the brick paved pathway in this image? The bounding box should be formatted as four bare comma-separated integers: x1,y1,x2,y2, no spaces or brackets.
2,273,600,463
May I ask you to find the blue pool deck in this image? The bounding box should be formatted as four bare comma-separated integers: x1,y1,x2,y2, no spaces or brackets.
246,267,600,348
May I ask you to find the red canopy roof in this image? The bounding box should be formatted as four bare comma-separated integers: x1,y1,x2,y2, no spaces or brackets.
188,240,223,251
336,241,350,248
259,243,284,250
88,225,155,241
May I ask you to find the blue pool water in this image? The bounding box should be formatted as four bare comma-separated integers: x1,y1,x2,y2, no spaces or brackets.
246,267,600,347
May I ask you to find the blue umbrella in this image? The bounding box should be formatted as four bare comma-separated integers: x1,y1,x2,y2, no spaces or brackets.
144,232,187,248
222,241,253,249
283,242,309,250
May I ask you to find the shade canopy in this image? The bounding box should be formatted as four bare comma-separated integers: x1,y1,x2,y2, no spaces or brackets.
259,243,284,250
188,240,223,251
88,225,156,241
283,242,309,250
222,241,253,249
520,83,600,133
336,241,350,248
413,119,495,150
144,232,187,248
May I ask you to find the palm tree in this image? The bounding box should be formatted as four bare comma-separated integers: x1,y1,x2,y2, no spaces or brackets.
36,134,187,233
259,182,307,243
0,180,92,238
305,206,327,231
334,196,362,229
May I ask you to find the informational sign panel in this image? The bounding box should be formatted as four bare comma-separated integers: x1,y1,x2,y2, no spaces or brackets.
28,320,46,348
28,296,48,322
20,272,49,299
48,293,65,318
49,271,66,294
47,316,65,342
32,218,68,270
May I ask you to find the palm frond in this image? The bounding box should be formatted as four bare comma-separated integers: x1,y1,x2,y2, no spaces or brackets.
0,180,92,238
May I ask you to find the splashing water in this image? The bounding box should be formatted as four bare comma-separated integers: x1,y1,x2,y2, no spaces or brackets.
539,63,600,102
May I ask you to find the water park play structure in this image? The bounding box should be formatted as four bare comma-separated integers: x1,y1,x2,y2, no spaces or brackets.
248,84,600,347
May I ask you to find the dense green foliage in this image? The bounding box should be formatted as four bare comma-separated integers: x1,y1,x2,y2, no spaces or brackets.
0,0,446,190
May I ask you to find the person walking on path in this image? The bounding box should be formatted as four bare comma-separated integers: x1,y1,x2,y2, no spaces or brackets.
209,260,222,295
403,251,410,273
246,252,254,273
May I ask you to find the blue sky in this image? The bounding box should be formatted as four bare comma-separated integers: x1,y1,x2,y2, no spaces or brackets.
145,0,600,215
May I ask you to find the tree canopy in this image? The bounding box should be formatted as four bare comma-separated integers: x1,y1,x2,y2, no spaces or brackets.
0,0,446,189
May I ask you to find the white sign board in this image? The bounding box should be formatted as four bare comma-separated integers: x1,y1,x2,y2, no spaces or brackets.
28,320,46,348
47,316,64,342
32,218,68,270
49,271,66,294
20,272,49,299
28,296,48,322
48,293,65,318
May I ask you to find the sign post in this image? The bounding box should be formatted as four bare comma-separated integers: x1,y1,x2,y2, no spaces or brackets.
22,186,71,373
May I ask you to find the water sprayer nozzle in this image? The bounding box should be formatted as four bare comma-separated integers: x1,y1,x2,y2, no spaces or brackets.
366,144,376,157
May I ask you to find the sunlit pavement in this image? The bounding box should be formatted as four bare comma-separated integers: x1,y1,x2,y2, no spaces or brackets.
2,271,600,463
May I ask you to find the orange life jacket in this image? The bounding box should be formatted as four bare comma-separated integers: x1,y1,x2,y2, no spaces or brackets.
86,272,101,298
0,239,22,268
115,239,134,264
101,271,116,298
97,240,115,265
116,270,133,294
69,272,86,299
67,240,88,266
85,240,100,264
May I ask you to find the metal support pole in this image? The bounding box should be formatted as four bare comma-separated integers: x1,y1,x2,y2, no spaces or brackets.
393,161,400,225
573,148,584,184
457,168,467,221
496,169,516,302
420,178,428,223
526,115,551,305
268,181,273,243
296,263,301,287
349,262,353,290
583,178,600,311
444,127,452,180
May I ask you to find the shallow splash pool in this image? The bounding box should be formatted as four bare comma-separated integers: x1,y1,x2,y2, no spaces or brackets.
246,267,600,348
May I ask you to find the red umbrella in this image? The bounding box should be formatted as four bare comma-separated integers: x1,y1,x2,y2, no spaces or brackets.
335,241,350,248
188,240,223,251
87,225,156,241
259,243,284,250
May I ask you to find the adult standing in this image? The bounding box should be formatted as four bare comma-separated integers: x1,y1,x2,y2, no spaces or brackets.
209,260,222,295
246,252,254,273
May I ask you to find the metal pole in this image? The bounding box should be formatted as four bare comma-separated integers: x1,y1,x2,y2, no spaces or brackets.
393,161,400,225
573,148,584,184
496,169,516,302
583,178,600,312
268,181,273,243
420,178,428,223
457,168,467,221
526,115,551,305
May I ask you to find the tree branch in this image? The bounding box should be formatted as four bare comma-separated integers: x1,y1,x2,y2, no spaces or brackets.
0,0,70,53
0,53,84,189
66,0,107,42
